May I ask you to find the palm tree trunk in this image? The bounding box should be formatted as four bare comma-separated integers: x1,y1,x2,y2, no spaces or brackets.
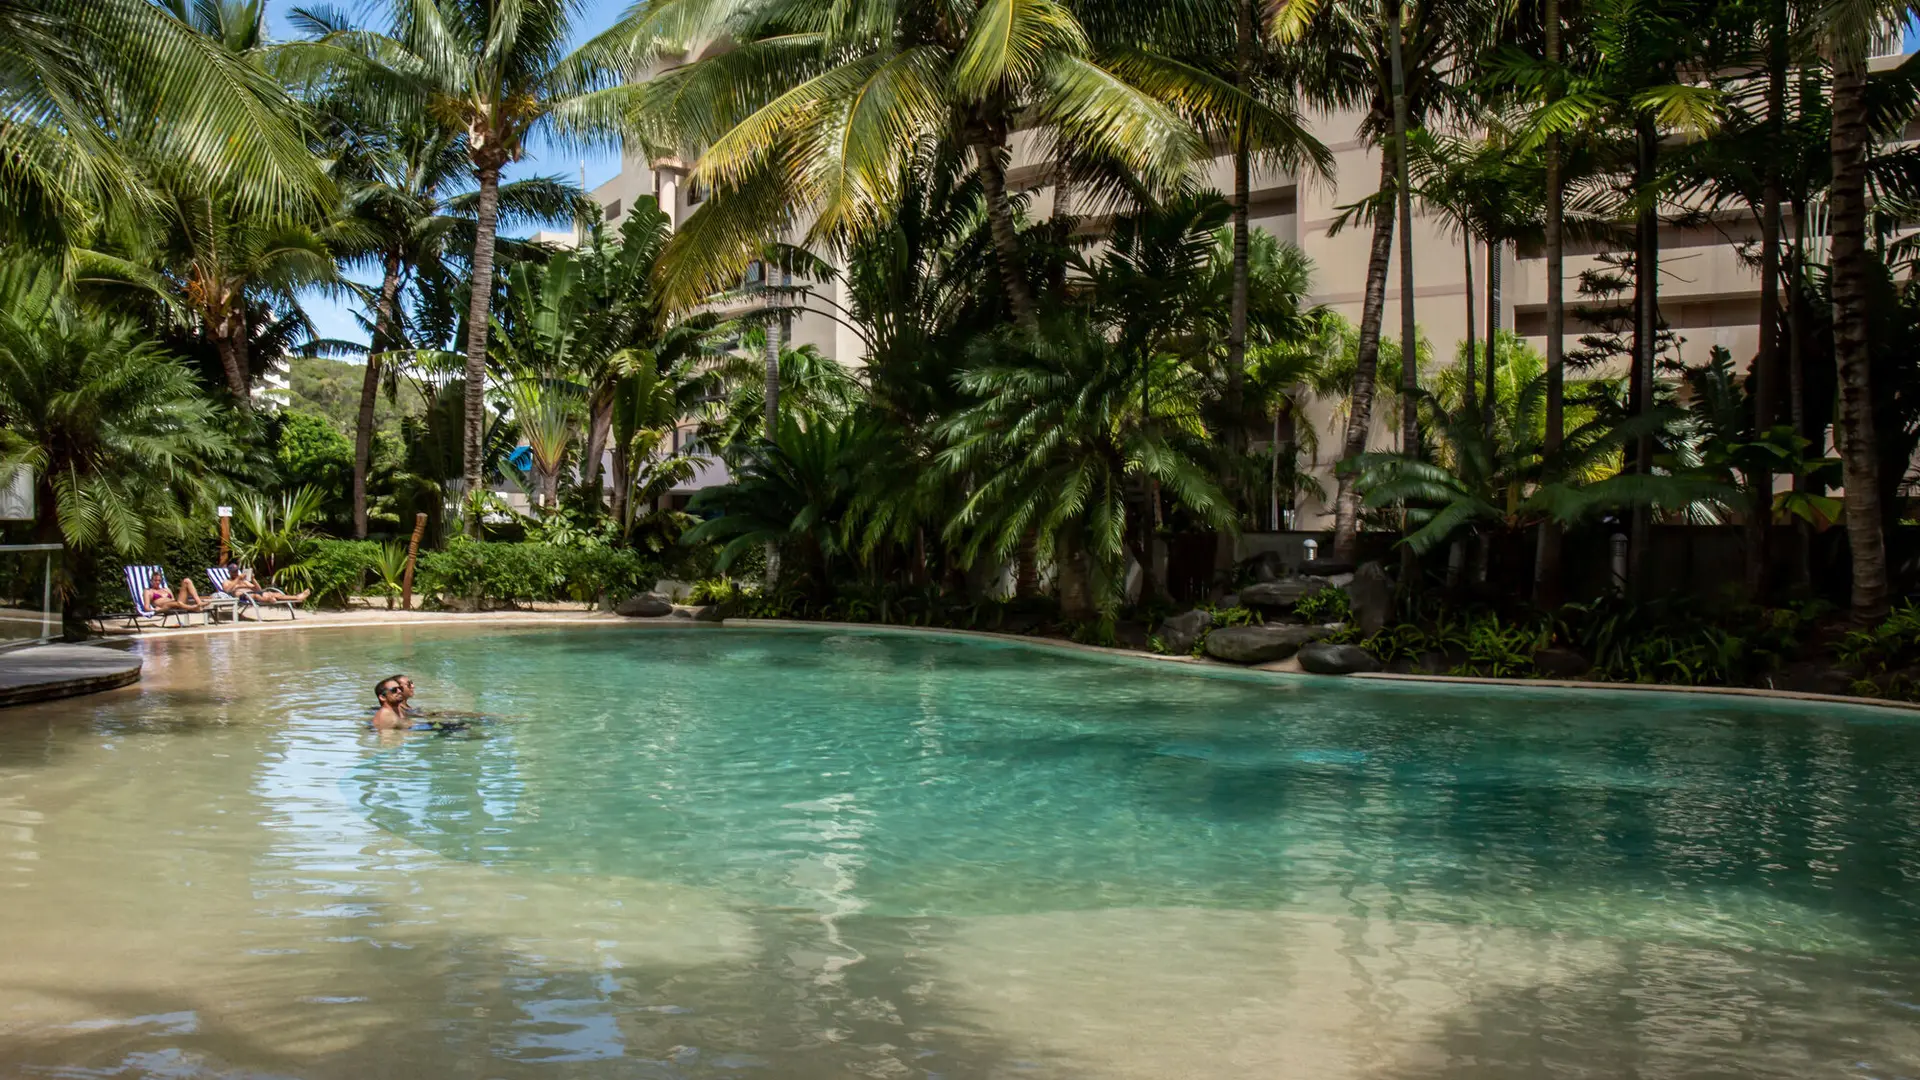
764,271,784,439
1227,0,1255,434
1535,0,1566,608
1830,31,1888,623
1628,114,1659,596
581,388,611,504
462,163,504,536
1390,1,1418,460
355,250,404,539
213,305,250,404
610,434,630,531
1462,233,1477,417
1746,0,1788,600
1484,239,1501,434
971,130,1039,332
1332,152,1398,562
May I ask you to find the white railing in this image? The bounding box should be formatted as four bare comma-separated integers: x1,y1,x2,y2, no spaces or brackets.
0,543,59,650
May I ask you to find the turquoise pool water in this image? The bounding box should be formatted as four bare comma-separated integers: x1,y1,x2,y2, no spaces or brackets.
3,624,1919,1078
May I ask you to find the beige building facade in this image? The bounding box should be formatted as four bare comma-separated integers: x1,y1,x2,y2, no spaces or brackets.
572,40,1909,522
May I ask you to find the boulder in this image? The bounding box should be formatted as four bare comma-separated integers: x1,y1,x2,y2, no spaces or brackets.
616,592,674,618
1344,561,1395,636
690,604,725,622
1297,642,1383,675
1239,577,1331,612
1238,551,1286,583
1155,609,1213,655
1203,624,1329,664
1533,647,1592,679
1219,592,1241,609
653,579,695,603
1299,558,1356,576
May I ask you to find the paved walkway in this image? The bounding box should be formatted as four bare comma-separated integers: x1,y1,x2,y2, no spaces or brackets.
0,643,142,707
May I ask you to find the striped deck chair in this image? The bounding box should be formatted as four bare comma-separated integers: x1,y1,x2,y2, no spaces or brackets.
121,565,204,629
198,569,246,623
208,566,299,620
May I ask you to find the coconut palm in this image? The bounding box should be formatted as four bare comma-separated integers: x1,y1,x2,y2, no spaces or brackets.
76,169,341,403
1269,0,1496,561
0,263,235,634
621,0,1305,330
307,65,585,536
1,0,325,247
1820,0,1908,622
291,0,638,529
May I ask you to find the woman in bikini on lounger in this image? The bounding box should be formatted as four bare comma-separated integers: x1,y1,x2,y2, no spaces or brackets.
145,572,209,616
219,561,311,604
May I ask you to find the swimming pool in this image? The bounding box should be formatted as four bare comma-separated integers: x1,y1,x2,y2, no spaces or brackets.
2,624,1917,1078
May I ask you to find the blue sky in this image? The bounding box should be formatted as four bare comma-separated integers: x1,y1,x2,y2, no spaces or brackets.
270,0,630,348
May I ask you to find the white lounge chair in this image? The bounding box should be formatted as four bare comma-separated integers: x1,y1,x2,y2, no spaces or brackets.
208,566,299,620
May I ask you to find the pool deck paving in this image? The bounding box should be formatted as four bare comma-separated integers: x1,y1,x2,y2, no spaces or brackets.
0,642,143,707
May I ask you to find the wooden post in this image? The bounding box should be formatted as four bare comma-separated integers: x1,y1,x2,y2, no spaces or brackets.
217,511,231,565
401,512,427,611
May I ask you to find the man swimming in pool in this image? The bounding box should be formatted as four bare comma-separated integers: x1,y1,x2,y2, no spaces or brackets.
388,673,490,725
371,677,411,730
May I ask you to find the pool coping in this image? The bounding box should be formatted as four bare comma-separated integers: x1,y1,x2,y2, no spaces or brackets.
736,619,1920,714
81,610,1920,714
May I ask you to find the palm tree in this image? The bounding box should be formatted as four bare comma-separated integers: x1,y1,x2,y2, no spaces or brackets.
1821,0,1898,622
306,60,585,536
622,0,1272,330
938,314,1235,621
607,338,712,537
1270,0,1492,561
294,0,635,530
65,0,343,405
1,0,325,247
0,263,235,635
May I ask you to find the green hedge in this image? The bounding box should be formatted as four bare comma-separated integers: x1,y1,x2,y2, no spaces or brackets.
305,539,383,607
97,536,658,613
415,538,658,609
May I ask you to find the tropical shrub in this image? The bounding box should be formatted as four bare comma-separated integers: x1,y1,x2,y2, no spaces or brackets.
415,539,657,609
1293,587,1351,624
1837,603,1920,699
303,539,382,607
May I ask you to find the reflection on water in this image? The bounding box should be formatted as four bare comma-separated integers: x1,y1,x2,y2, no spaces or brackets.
0,625,1917,1079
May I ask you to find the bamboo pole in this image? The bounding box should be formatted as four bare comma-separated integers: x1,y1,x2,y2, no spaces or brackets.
401,513,427,611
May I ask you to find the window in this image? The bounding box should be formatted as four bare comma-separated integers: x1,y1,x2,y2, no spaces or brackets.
744,260,764,285
604,199,622,221
687,181,707,206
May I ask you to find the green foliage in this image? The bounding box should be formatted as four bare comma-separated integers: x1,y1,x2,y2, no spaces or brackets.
231,485,325,586
415,539,657,609
303,539,381,607
0,264,236,562
1329,597,1823,687
1836,603,1920,700
1292,587,1350,624
275,410,353,501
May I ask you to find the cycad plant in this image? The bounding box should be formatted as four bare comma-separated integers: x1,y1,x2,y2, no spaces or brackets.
232,485,327,588
938,315,1234,622
0,263,235,632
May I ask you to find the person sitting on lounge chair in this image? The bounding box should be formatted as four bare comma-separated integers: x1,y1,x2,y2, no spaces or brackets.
218,560,310,604
145,572,209,616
